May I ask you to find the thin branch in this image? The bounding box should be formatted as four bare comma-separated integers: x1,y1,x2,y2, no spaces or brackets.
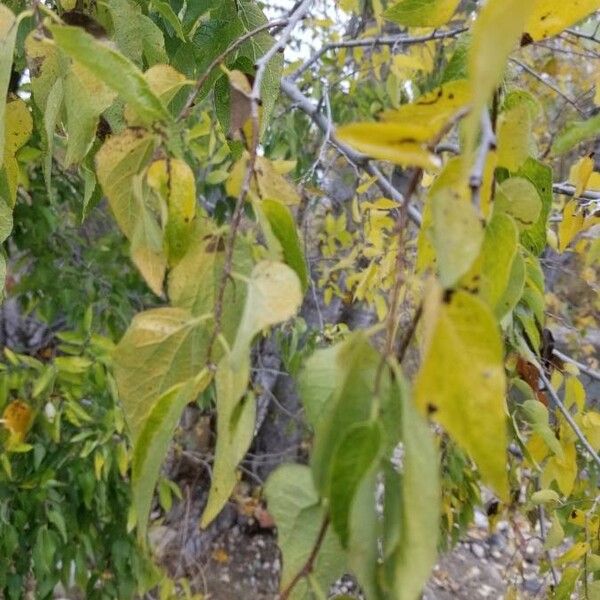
291,27,467,81
552,182,600,203
537,492,560,588
206,0,314,363
509,58,586,117
564,28,600,43
553,349,600,382
538,368,600,470
469,110,496,209
178,18,289,120
281,78,422,225
279,515,330,600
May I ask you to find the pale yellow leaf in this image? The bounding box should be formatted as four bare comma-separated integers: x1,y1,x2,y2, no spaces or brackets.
524,0,600,41
415,287,509,500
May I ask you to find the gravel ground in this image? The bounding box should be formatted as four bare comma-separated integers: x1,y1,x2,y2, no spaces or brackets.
167,509,551,600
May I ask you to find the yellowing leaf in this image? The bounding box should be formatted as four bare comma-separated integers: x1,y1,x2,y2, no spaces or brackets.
226,154,301,205
124,64,191,124
95,128,156,238
558,199,600,251
464,0,535,160
570,154,595,198
1,99,33,207
431,187,484,288
541,440,577,496
147,158,196,264
497,103,532,172
49,24,170,124
130,175,167,295
524,0,600,41
384,0,460,27
335,127,441,170
0,4,18,167
494,177,541,230
1,400,33,447
64,61,117,166
415,287,509,500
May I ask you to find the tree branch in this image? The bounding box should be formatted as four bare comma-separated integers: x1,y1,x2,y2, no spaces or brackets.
280,78,422,225
469,109,496,209
553,349,600,382
206,0,314,362
178,18,289,120
538,368,600,470
291,27,467,81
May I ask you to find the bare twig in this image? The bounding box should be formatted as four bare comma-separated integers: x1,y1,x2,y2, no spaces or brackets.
291,27,467,80
206,0,315,363
281,78,422,225
538,368,600,470
509,58,586,116
537,495,560,588
552,182,600,203
469,110,496,209
178,18,289,120
553,349,600,382
279,515,330,600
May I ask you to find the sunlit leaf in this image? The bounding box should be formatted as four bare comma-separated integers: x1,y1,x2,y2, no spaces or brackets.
494,177,541,230
0,4,18,167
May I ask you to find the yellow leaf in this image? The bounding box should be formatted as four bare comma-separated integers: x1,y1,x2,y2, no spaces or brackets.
381,79,471,134
558,198,600,251
1,400,33,447
524,0,600,41
415,287,509,500
95,128,156,238
335,129,441,170
464,0,535,161
147,158,196,264
431,187,484,288
569,154,595,198
384,0,461,27
1,99,33,207
541,440,577,495
226,154,301,205
497,103,532,172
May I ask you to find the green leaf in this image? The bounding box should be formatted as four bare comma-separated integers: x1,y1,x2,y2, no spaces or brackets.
348,467,381,600
201,261,302,526
384,0,460,27
260,198,309,292
415,287,509,500
132,370,211,541
311,333,380,494
297,344,340,429
551,112,600,156
495,251,525,320
43,78,63,194
0,5,18,167
513,158,552,255
265,465,346,597
95,128,156,238
113,307,213,440
0,196,12,242
330,422,381,548
150,0,187,42
200,354,255,527
494,177,541,231
49,24,170,124
497,102,532,172
130,176,167,296
387,371,440,600
63,61,117,166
